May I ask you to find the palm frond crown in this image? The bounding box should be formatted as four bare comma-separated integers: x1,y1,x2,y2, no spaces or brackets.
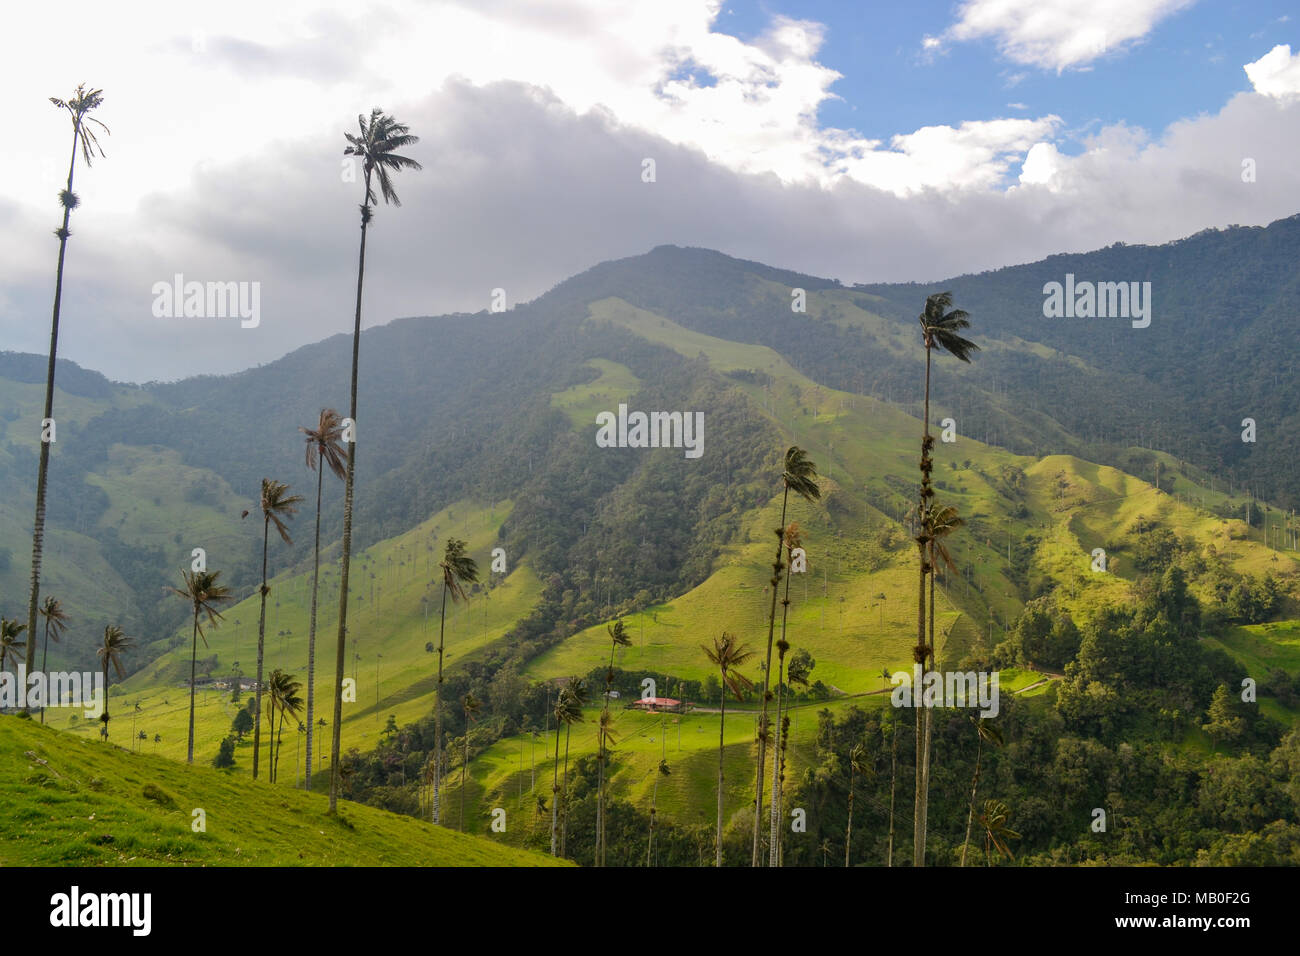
919,291,979,363
440,538,479,603
781,446,821,502
301,408,348,480
343,108,423,208
50,84,110,167
259,478,303,545
97,625,132,679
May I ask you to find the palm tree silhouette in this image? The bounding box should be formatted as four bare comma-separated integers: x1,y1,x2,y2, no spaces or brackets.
300,409,346,789
550,682,583,856
597,619,632,865
96,625,131,740
248,479,302,780
962,717,1004,866
703,631,754,867
168,569,232,763
845,742,872,866
459,692,481,832
329,108,421,815
914,291,976,867
768,521,802,865
433,538,477,824
754,446,819,866
977,798,1020,866
0,618,28,682
24,86,110,703
268,669,303,783
37,597,69,722
559,677,587,857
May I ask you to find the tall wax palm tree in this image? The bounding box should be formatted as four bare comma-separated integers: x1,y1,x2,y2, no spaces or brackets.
647,752,670,867
845,741,872,867
977,798,1020,866
37,597,69,722
775,713,792,866
248,478,302,780
754,447,819,866
265,669,284,780
329,108,421,815
0,618,27,678
961,716,1004,867
913,291,977,867
268,669,303,783
533,793,549,838
593,708,620,860
597,619,632,866
768,521,801,865
459,692,481,832
918,501,964,857
433,538,477,824
703,631,754,867
300,409,346,790
884,700,899,868
168,569,232,763
96,625,131,739
24,86,110,703
549,683,582,856
559,676,587,857
771,646,813,867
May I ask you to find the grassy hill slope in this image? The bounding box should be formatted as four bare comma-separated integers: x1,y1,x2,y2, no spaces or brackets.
0,716,565,866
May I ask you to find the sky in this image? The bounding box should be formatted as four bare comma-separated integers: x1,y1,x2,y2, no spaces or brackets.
0,0,1297,382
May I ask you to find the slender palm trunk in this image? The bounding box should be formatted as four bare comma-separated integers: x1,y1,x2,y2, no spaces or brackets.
253,519,270,780
716,681,727,867
186,610,200,763
961,734,985,867
549,716,562,855
433,578,448,823
305,459,324,789
277,706,288,782
459,724,469,832
266,697,276,781
24,126,82,702
845,767,855,867
913,346,933,867
777,715,790,866
39,618,51,724
101,660,110,739
887,717,897,866
598,641,617,866
921,538,938,857
647,717,663,867
768,644,788,866
329,185,370,815
753,486,791,865
912,539,927,867
596,716,605,866
560,723,572,857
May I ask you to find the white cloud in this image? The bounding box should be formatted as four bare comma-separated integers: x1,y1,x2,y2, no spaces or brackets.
840,116,1062,195
2,2,1298,382
946,0,1194,71
1244,44,1300,98
1018,141,1064,186
0,0,1063,227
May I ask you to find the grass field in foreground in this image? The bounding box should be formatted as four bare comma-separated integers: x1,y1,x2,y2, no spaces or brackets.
0,716,566,866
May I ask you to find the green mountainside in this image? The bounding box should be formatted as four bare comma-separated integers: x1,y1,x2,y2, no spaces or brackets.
4,219,1300,865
